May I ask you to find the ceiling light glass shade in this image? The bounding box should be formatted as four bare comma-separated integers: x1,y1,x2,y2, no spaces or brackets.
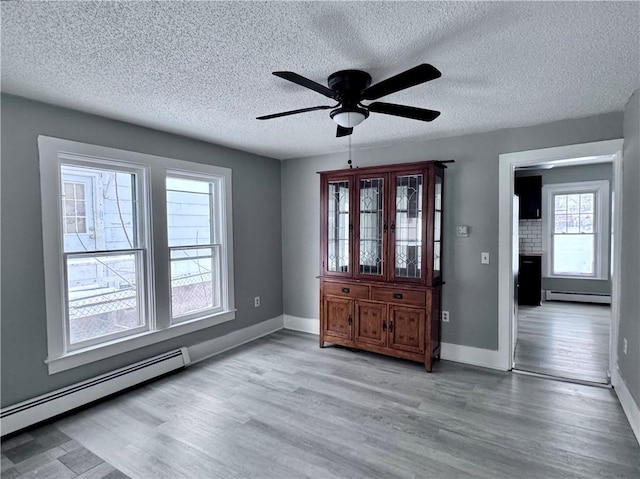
332,110,367,128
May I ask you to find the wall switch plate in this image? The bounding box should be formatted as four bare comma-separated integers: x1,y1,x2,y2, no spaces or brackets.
456,225,469,237
481,252,490,264
254,296,260,308
442,311,449,322
623,337,627,355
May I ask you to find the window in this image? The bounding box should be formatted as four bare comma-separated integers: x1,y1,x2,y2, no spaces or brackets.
39,136,235,373
167,174,224,322
543,181,609,280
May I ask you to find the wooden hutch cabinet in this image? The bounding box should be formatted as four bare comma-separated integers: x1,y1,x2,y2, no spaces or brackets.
319,161,446,372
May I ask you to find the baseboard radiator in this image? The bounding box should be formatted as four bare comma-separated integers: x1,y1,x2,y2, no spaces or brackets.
545,290,611,304
1,348,190,436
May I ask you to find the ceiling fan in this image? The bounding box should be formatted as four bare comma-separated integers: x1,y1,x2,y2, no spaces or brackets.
257,64,441,137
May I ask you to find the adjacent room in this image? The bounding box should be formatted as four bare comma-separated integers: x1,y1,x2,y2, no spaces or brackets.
1,2,639,478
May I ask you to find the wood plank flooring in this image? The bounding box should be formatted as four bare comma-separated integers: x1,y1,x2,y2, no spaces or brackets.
4,330,638,478
515,301,610,384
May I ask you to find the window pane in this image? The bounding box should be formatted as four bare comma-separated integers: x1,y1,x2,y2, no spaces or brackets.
580,214,593,233
171,246,220,319
553,234,594,275
61,166,137,253
66,252,144,345
580,193,594,213
554,195,566,212
167,177,213,247
567,194,580,213
554,214,566,234
566,214,580,233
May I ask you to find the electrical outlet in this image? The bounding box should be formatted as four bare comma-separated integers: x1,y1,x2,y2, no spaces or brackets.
623,337,627,355
254,296,260,308
442,311,449,322
481,252,490,264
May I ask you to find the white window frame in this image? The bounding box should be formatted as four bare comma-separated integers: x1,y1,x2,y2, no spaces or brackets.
39,136,235,374
166,170,229,324
542,180,609,280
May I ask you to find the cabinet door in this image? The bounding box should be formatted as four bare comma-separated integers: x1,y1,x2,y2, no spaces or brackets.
518,256,542,306
388,306,425,354
515,176,542,219
354,301,387,347
323,296,353,339
390,171,425,283
355,175,387,280
322,176,353,276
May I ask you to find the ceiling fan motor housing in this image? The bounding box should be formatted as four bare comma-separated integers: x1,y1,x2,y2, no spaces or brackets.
328,70,372,127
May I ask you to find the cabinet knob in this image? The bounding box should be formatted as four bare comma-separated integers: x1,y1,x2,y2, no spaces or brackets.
389,321,394,332
342,287,350,294
382,320,387,331
393,293,403,299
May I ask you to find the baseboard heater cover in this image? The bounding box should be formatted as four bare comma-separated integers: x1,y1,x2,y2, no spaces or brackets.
545,290,611,304
1,347,190,436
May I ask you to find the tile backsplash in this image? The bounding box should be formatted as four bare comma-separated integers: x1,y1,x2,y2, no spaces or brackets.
519,219,542,253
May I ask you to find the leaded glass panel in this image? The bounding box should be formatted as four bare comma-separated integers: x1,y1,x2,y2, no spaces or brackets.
395,175,423,279
359,178,384,275
327,180,350,272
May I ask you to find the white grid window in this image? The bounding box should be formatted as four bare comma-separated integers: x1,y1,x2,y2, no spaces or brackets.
543,181,609,280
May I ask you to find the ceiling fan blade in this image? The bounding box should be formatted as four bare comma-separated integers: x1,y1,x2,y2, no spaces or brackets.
257,105,333,120
362,64,441,101
273,71,337,99
336,125,353,137
368,102,440,122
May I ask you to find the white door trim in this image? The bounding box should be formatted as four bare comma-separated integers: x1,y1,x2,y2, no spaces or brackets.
498,139,623,371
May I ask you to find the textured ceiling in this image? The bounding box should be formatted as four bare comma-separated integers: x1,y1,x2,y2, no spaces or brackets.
2,1,639,160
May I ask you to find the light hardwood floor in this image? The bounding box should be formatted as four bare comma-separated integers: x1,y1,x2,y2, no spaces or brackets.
515,301,610,384
4,330,639,478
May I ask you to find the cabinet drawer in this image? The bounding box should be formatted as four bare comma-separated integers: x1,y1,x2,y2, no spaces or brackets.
371,287,426,306
323,282,369,299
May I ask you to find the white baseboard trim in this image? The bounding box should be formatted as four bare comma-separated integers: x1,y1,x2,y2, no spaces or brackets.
188,315,284,364
440,342,505,370
1,316,284,436
1,348,190,436
281,315,505,371
283,315,319,334
612,367,640,446
545,290,611,304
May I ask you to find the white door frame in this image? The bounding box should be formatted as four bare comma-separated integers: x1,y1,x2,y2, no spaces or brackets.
498,139,624,372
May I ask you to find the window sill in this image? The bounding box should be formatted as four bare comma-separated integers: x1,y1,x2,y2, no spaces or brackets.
545,275,608,281
45,310,236,374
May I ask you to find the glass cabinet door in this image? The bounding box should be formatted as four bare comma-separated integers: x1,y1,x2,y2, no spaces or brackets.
393,173,424,280
326,179,351,274
357,177,385,277
433,172,443,281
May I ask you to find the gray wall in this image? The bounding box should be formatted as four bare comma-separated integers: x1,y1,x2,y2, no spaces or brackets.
1,94,283,407
619,89,640,405
282,112,623,350
516,163,613,295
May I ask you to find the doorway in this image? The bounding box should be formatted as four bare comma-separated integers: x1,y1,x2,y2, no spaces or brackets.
498,139,624,385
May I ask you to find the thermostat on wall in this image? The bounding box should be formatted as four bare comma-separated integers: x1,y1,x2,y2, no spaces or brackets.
456,225,469,237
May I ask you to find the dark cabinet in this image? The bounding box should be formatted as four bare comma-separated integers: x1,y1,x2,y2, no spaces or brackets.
515,176,542,219
519,255,542,306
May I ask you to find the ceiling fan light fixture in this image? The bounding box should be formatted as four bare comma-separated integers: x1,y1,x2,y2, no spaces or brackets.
330,107,369,128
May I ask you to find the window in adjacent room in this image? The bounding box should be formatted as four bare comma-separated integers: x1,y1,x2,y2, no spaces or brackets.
543,181,609,280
